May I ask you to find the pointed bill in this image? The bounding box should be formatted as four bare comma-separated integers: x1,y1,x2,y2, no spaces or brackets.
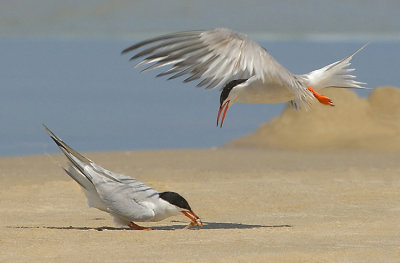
217,100,230,127
182,210,203,227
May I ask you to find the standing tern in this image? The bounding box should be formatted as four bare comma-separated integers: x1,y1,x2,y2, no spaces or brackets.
44,125,202,230
122,28,366,127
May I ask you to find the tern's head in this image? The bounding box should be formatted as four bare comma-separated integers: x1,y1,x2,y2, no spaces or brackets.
159,191,202,227
217,79,248,127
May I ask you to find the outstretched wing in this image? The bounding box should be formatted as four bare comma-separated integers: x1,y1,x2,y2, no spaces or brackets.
122,28,294,90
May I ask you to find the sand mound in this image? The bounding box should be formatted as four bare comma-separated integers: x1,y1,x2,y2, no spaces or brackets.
226,86,400,151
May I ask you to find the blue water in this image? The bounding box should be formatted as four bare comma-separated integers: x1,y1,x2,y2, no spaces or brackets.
1,39,399,156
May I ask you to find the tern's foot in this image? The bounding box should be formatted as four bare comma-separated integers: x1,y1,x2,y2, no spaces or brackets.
128,222,152,230
308,87,334,106
183,221,199,230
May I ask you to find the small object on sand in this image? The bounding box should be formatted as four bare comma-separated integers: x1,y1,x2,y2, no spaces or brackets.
184,219,203,229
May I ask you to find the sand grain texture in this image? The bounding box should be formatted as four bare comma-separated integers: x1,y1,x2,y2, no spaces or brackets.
227,86,400,152
1,149,400,262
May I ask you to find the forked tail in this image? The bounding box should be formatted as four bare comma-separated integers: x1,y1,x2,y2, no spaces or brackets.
304,44,368,91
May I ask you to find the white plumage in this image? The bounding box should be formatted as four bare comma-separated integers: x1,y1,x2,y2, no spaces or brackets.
44,125,202,230
123,28,367,126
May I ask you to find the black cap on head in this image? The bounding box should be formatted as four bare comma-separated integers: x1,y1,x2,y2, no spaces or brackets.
159,191,192,211
220,79,247,106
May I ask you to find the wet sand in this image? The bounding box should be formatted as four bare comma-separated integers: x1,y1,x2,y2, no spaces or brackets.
1,149,399,262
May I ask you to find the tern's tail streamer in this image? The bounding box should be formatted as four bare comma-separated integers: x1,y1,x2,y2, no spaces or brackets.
304,43,368,91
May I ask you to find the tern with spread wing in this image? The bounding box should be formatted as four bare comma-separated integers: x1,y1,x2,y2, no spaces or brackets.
122,28,366,127
44,125,202,230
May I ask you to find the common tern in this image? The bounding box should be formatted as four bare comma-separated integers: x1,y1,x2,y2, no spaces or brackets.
122,28,366,127
44,125,202,230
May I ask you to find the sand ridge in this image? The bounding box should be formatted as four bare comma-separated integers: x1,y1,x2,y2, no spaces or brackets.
227,86,400,151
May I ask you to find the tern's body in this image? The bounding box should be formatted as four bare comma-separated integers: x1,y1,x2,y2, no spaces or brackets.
44,125,202,230
228,76,299,104
122,28,366,126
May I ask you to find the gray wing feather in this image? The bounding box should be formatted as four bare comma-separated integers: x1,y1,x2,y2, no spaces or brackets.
44,125,159,222
63,166,93,192
122,28,295,91
64,165,108,211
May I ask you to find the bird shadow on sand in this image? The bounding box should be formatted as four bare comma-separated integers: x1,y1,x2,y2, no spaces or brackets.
7,222,291,231
158,222,292,230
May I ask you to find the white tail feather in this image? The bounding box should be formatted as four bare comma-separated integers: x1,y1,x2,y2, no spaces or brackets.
64,166,108,212
305,43,368,91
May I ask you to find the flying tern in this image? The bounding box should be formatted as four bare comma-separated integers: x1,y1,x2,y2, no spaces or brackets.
122,28,366,127
44,125,202,230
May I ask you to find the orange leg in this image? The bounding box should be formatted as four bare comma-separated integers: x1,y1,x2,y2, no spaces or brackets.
128,221,152,230
307,87,334,106
183,221,197,229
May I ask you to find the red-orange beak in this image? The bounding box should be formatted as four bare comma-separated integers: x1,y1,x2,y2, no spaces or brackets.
217,100,230,127
182,210,203,227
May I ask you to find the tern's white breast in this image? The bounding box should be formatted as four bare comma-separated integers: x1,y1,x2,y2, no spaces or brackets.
235,78,297,104
145,199,181,222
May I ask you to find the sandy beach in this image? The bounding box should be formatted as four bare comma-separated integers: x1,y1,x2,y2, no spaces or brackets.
1,87,400,262
2,1,400,261
1,148,399,262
